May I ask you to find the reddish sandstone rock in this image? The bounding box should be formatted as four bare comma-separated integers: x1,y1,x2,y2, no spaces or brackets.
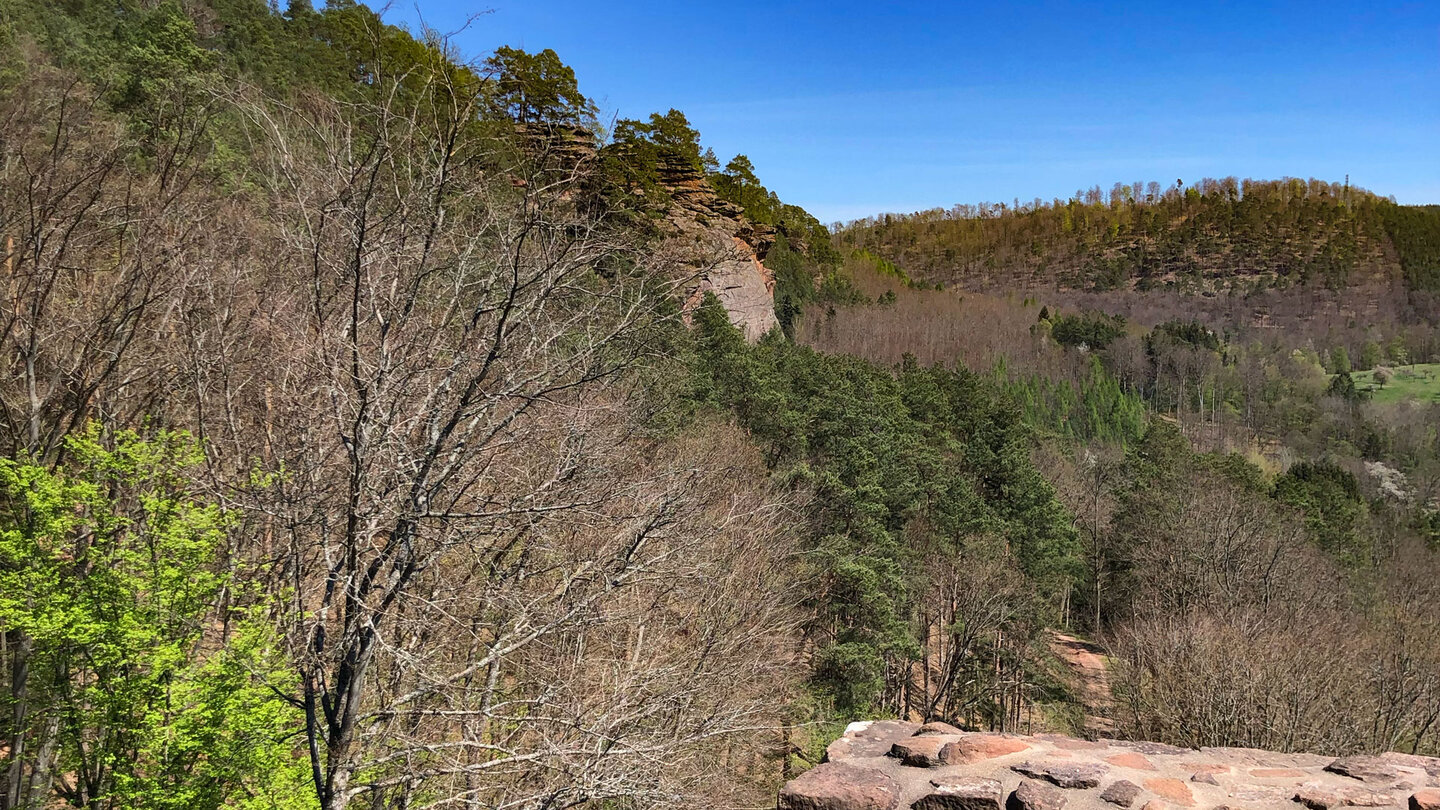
778,763,903,810
1144,777,1196,807
914,776,1005,810
916,721,966,736
951,734,1032,763
1013,761,1108,789
1106,753,1158,771
1100,780,1143,807
1189,763,1230,776
891,735,961,768
1007,779,1068,810
825,721,921,762
1411,790,1440,810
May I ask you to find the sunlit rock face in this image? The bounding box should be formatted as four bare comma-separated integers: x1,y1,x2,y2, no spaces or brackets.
653,153,779,341
515,125,780,340
780,722,1440,810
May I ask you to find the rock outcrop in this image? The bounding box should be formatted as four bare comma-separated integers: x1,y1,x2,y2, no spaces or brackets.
513,125,780,340
653,153,778,341
780,722,1440,810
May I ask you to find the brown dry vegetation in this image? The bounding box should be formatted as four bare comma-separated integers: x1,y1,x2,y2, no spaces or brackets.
0,41,804,810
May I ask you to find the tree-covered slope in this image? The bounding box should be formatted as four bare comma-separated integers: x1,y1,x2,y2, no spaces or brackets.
837,178,1440,299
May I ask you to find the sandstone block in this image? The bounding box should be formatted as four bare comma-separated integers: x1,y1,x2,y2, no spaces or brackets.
1411,790,1440,810
1040,735,1104,751
824,720,920,762
1251,768,1307,778
1008,779,1068,810
952,734,1032,763
890,735,960,768
1294,784,1396,809
1101,780,1143,807
1385,753,1440,779
916,721,967,736
914,776,1005,810
1105,740,1192,756
778,763,903,810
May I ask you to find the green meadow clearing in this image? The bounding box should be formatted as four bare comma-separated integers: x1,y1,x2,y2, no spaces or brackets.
1351,363,1440,404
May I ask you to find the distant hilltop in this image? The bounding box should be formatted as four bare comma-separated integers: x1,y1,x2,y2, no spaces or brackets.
836,178,1440,325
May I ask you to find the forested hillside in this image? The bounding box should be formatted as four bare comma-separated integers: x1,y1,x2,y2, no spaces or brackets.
1,2,1438,809
0,1,1081,808
837,180,1440,326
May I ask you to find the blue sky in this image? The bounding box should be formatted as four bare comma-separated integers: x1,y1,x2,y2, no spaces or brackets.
388,1,1439,223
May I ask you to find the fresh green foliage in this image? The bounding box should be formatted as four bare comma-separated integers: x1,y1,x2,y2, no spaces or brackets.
0,427,307,809
1005,356,1149,444
848,248,917,288
1350,363,1440,404
1330,345,1352,374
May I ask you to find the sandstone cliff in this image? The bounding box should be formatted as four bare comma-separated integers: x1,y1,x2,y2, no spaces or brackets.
520,124,780,340
652,152,779,340
781,721,1440,810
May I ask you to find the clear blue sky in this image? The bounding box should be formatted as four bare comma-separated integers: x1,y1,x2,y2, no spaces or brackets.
388,1,1439,224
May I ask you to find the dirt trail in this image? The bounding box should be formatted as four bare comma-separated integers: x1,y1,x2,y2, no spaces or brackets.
1047,631,1114,736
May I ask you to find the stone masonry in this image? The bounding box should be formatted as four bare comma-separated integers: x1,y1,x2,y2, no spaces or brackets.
779,721,1440,810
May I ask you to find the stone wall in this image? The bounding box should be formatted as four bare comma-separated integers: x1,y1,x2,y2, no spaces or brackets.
780,721,1440,810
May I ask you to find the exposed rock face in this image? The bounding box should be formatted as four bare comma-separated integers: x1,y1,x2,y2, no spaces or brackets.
785,723,1440,810
514,126,780,340
918,722,968,737
1327,757,1407,785
653,154,778,340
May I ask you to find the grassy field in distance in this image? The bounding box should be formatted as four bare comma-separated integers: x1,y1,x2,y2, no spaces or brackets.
1350,362,1440,404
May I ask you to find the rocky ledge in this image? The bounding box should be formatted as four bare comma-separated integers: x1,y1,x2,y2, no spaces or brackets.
780,721,1440,810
